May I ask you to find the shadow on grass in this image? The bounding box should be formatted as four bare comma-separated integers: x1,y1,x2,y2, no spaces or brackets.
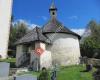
80,70,91,72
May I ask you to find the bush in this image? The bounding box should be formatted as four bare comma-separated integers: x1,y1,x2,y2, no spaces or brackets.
38,67,50,80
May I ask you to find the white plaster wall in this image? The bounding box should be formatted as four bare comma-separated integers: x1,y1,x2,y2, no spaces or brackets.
46,33,81,66
35,42,46,50
16,45,23,66
31,50,52,70
30,50,38,64
40,43,46,50
30,50,40,71
40,51,52,69
0,0,13,59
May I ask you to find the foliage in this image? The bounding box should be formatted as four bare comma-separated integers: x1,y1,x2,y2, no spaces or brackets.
81,20,100,58
14,21,28,40
38,69,50,80
9,21,29,49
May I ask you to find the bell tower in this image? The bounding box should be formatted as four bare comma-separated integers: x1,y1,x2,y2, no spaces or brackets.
49,0,57,18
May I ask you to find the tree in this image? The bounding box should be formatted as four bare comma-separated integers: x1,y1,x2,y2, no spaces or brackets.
8,20,29,49
14,21,28,40
81,20,100,59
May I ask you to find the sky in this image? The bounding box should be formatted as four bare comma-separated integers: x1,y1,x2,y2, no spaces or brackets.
12,0,100,35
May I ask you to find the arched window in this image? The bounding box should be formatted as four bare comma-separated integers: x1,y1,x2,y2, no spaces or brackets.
52,12,55,15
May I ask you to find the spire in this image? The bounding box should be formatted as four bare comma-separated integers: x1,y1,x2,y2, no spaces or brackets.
50,0,56,9
49,0,57,18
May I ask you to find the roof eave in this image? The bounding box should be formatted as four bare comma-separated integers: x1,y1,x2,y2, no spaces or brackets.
43,32,81,39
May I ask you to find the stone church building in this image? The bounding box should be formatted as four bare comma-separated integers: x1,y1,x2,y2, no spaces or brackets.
16,2,81,70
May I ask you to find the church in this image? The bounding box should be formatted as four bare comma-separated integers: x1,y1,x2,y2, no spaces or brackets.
16,2,81,70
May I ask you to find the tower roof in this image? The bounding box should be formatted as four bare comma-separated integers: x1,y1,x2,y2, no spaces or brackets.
42,18,81,39
15,27,51,45
49,0,57,19
16,1,81,45
42,1,81,39
49,0,57,10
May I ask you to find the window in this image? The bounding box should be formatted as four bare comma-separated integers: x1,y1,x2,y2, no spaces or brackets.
52,12,55,15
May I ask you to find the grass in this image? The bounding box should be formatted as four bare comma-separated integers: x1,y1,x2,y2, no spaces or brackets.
18,65,96,80
0,58,16,63
0,58,96,80
56,65,95,80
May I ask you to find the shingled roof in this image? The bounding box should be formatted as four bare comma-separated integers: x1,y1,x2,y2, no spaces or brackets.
16,27,51,45
16,1,81,45
42,18,81,39
49,1,57,11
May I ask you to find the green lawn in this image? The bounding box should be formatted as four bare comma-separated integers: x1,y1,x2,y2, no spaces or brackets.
56,65,95,80
0,58,16,63
0,58,95,80
24,65,95,80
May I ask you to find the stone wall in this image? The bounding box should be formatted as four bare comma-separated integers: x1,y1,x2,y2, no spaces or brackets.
46,33,81,66
16,45,23,67
40,51,52,69
31,50,52,70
